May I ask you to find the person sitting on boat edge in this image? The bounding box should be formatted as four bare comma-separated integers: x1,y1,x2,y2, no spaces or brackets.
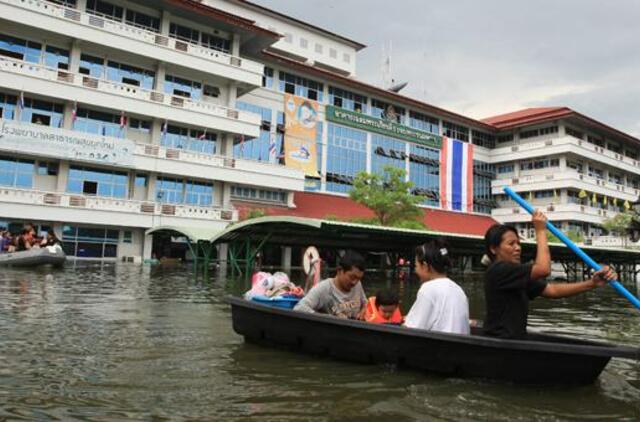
364,289,403,325
294,250,367,319
483,209,617,340
404,239,470,335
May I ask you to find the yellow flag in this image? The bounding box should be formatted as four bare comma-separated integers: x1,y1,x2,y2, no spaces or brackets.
592,192,597,204
603,196,608,206
613,197,618,206
578,189,587,198
553,189,558,200
528,191,533,201
624,200,631,210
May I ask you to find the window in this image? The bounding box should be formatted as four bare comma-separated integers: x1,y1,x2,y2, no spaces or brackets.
565,127,583,139
0,33,41,63
326,123,367,194
123,230,132,243
371,134,407,176
67,166,128,198
156,177,213,206
409,144,440,207
203,84,220,98
343,53,351,63
107,60,155,90
62,225,119,258
329,48,337,59
165,75,202,100
231,186,286,203
520,158,560,171
300,38,308,49
284,33,293,43
0,93,17,120
443,121,469,142
74,108,124,138
135,174,147,187
371,99,405,123
497,164,514,174
409,111,439,135
86,0,123,21
520,125,558,139
473,160,495,213
44,45,69,70
37,161,58,176
79,54,104,78
163,125,217,155
262,67,274,88
329,86,367,113
278,71,323,101
169,23,230,53
607,142,622,153
497,134,514,144
129,118,151,133
587,135,604,147
125,9,160,32
315,43,323,54
20,97,64,128
472,130,495,148
0,156,34,188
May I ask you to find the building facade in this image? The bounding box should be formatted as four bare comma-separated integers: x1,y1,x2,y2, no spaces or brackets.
0,0,637,261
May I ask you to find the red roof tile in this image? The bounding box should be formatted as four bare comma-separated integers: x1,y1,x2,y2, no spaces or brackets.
481,107,571,127
233,191,497,237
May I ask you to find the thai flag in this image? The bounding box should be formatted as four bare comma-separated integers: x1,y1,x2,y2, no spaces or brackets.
119,110,127,129
439,136,474,212
18,91,25,111
71,101,78,123
161,120,168,139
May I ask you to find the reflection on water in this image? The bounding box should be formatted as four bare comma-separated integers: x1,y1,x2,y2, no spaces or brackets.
0,264,639,421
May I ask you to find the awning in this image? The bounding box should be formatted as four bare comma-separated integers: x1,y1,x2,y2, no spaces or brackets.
145,225,222,242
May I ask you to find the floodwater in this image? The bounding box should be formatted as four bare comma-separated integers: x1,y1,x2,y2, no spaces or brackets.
1,263,639,421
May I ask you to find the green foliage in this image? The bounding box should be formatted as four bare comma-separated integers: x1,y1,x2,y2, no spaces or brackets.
243,208,266,220
349,166,424,227
546,229,584,244
602,212,634,236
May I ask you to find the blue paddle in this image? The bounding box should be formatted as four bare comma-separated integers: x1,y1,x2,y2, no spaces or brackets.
504,186,640,310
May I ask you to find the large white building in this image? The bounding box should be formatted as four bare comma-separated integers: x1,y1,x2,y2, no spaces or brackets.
0,0,637,261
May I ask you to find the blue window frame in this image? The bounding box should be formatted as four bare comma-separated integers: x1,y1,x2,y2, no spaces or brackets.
371,134,406,176
62,224,119,258
328,86,367,113
371,99,405,124
409,111,439,135
162,125,216,155
165,75,202,100
156,177,213,206
262,67,274,89
0,156,34,188
67,166,128,198
0,33,41,63
73,108,124,138
79,54,105,78
185,181,213,206
278,71,323,102
106,60,154,89
0,93,17,120
325,123,367,193
20,97,64,128
409,144,439,207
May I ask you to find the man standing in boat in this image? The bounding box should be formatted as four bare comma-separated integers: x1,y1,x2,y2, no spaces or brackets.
294,250,367,319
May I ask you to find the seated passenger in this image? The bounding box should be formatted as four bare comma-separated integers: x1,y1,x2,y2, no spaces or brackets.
404,239,470,335
294,250,367,319
364,289,403,324
41,232,61,247
0,230,9,253
15,229,32,252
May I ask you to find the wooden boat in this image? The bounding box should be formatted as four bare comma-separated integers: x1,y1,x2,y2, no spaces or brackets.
228,297,639,385
0,245,66,267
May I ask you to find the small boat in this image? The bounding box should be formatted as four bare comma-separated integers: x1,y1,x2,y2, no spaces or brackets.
0,245,66,267
228,297,640,385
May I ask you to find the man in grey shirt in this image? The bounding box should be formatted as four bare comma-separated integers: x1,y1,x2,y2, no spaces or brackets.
294,250,367,319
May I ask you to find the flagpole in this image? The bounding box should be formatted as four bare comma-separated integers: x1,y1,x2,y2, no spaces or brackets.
504,186,640,310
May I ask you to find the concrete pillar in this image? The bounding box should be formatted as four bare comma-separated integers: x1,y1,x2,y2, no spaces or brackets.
69,40,82,74
76,0,87,11
217,243,228,280
559,156,567,172
321,109,328,191
221,182,232,208
286,191,295,208
365,132,372,173
227,82,238,109
150,119,163,146
160,10,171,36
143,233,153,260
56,161,69,192
147,174,157,201
281,246,292,272
154,62,166,92
404,142,410,182
62,102,75,129
558,122,566,137
220,133,235,157
231,33,241,57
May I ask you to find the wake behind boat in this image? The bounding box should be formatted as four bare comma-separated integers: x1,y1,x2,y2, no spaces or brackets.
228,297,639,385
0,245,66,267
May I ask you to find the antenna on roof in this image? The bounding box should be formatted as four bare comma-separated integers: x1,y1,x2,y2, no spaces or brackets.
381,40,408,93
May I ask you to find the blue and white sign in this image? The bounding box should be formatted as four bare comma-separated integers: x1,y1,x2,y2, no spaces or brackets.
0,120,134,167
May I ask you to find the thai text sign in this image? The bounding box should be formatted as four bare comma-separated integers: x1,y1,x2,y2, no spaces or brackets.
325,106,442,149
0,120,134,166
283,94,319,177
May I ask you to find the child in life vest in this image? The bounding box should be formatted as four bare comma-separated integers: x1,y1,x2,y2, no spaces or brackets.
364,289,403,324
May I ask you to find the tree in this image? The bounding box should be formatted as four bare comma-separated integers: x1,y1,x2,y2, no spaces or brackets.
602,212,634,247
349,166,424,227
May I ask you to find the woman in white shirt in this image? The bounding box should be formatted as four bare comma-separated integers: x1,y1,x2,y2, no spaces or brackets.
404,239,470,335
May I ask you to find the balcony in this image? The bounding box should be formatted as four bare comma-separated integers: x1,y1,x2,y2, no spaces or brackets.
0,56,260,137
0,0,264,86
0,186,238,228
492,203,618,225
0,119,305,192
493,170,639,200
490,136,640,176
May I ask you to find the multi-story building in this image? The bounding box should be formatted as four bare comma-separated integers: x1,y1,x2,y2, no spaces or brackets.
0,0,636,261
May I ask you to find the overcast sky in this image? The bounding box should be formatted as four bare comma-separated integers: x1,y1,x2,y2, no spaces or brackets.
253,0,640,136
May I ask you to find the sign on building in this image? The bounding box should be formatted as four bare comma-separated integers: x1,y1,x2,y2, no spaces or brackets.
283,94,319,177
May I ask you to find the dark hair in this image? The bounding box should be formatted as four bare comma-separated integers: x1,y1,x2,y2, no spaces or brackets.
375,289,399,307
484,224,519,261
338,250,366,272
415,239,451,273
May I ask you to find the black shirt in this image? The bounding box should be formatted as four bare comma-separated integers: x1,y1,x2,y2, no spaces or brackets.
483,261,547,339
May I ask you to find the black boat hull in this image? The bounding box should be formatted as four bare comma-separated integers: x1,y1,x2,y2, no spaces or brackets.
229,297,639,385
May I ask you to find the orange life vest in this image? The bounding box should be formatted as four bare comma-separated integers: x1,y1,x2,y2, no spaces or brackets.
364,296,403,324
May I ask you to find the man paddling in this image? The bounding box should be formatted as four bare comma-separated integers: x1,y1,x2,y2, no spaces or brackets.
294,250,367,319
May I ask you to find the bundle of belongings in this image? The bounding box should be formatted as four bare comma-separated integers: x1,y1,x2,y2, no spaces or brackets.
244,271,305,300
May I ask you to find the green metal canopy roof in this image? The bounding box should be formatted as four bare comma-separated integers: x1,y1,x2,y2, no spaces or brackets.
208,216,640,263
145,226,222,243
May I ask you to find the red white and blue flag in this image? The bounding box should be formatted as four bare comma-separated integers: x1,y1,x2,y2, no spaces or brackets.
268,133,277,162
439,136,474,212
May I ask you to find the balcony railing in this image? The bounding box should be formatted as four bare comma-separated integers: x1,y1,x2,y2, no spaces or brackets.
0,56,258,126
0,186,238,222
493,170,640,197
492,203,618,219
0,0,263,75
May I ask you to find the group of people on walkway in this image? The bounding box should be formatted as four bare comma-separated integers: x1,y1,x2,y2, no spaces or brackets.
294,209,616,339
0,223,61,254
